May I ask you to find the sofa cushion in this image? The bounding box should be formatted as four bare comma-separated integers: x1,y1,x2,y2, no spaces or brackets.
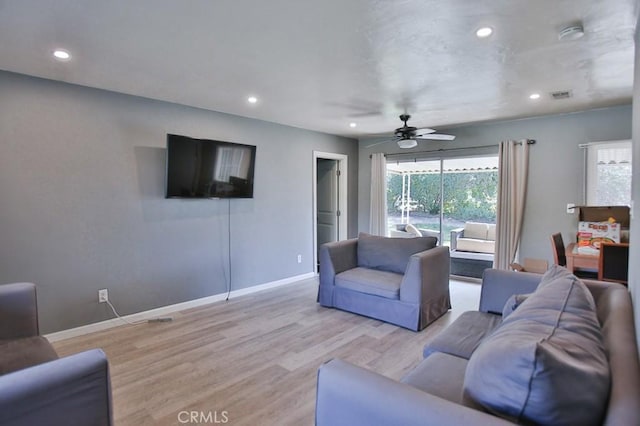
357,232,437,274
463,222,489,240
0,336,59,375
463,266,610,426
402,352,469,405
455,238,495,254
335,267,403,299
501,293,530,319
423,311,502,359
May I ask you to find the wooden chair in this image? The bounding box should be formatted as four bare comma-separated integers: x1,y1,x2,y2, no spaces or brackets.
550,233,567,266
598,242,629,285
550,232,598,279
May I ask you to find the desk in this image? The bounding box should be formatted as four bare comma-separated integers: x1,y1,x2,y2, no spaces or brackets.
565,243,599,273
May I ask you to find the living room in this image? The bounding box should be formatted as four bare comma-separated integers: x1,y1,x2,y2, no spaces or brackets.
1,1,639,425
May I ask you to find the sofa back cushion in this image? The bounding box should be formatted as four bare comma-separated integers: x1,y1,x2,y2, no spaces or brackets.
463,222,489,240
357,232,437,274
464,266,610,426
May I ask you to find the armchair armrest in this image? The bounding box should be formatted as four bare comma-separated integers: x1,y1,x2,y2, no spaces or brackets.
320,238,358,275
479,269,541,314
400,246,450,304
318,239,358,306
400,246,451,328
450,228,464,251
0,349,113,426
0,283,39,339
316,359,513,426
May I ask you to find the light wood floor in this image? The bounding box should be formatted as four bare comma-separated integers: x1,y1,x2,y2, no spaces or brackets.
53,277,481,426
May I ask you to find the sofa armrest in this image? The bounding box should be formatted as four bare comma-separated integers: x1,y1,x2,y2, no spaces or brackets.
400,246,450,305
0,349,113,426
0,283,39,339
479,269,542,314
450,228,464,251
316,359,513,426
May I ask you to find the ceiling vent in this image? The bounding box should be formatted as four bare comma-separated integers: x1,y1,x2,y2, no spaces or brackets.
550,90,572,100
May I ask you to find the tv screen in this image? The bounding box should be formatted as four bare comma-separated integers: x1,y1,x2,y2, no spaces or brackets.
165,134,256,199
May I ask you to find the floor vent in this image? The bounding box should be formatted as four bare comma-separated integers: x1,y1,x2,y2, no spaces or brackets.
550,90,572,100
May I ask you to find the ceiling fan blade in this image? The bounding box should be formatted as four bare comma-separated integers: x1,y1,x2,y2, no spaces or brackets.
365,139,397,148
414,128,436,136
416,134,456,141
349,111,383,118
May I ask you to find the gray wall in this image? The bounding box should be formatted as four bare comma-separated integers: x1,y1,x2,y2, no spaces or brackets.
0,71,358,333
630,18,640,348
359,105,632,264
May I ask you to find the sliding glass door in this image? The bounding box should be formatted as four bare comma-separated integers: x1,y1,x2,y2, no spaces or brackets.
386,155,499,246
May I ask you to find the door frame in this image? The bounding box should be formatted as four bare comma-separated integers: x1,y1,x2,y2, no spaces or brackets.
313,151,348,273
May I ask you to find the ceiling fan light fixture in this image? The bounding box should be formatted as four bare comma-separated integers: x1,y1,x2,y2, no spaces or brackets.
558,25,584,41
349,122,357,128
397,138,418,149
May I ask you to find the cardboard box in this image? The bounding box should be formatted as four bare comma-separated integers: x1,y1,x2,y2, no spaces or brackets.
579,206,630,228
577,221,621,254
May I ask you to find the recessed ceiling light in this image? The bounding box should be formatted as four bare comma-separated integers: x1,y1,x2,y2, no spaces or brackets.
529,93,541,100
476,27,493,38
53,49,71,61
247,96,258,104
349,122,357,128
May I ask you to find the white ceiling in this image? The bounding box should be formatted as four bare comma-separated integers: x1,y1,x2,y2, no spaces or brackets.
0,1,637,138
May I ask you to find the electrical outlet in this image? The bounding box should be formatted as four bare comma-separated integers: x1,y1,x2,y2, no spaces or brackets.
297,254,302,264
98,289,108,303
566,203,575,214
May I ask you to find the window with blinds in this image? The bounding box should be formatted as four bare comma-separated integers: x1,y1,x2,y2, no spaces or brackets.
585,140,632,206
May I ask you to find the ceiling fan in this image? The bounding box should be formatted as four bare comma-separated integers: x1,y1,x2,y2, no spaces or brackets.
371,114,455,149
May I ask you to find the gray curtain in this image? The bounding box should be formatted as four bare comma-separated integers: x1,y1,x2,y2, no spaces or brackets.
494,140,530,270
369,153,388,236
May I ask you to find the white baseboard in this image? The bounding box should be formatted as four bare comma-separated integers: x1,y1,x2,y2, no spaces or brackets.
45,272,316,343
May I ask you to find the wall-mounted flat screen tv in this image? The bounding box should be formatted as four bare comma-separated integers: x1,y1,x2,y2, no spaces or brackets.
166,134,256,199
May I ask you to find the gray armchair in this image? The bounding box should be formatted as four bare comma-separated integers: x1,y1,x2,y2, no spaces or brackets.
318,233,451,331
0,282,113,426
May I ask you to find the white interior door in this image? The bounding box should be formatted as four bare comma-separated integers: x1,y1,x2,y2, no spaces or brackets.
317,159,339,258
312,151,348,274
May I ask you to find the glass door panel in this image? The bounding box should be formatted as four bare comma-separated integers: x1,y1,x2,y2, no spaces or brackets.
387,160,442,242
441,156,499,247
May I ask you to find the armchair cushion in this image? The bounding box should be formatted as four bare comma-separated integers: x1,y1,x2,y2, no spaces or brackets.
0,337,58,375
335,268,402,299
356,232,437,274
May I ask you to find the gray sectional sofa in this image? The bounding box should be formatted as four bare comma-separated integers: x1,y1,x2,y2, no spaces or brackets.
318,233,451,331
316,267,640,425
0,282,113,426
